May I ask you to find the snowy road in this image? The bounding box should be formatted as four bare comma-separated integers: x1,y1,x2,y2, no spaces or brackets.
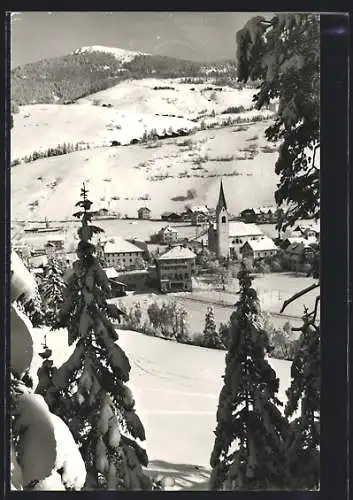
30,328,291,489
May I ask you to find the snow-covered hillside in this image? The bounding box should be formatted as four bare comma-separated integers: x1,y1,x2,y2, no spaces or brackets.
11,78,269,160
11,122,279,221
78,78,257,119
73,45,149,63
11,74,278,221
29,327,291,489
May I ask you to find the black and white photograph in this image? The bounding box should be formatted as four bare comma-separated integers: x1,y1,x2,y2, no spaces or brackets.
9,11,321,491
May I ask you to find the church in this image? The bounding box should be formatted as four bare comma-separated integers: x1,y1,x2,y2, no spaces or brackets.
208,180,264,260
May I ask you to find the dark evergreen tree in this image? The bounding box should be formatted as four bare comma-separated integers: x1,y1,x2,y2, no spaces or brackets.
236,14,320,229
202,307,223,349
209,266,289,490
284,310,320,490
40,184,152,491
18,287,45,328
41,258,66,328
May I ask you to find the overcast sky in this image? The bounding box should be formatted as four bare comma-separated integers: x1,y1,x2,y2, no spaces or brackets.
10,12,269,67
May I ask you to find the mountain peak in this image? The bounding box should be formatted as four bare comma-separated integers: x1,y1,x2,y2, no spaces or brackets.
72,45,149,63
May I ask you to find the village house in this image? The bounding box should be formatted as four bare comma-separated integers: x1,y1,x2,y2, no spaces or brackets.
127,239,150,261
46,235,65,251
240,206,279,223
283,242,315,273
44,242,56,262
31,267,45,285
239,207,263,223
259,206,280,223
157,246,196,293
240,237,278,264
137,207,151,220
28,254,48,269
188,205,209,226
282,236,318,250
102,267,127,297
228,222,264,259
102,237,145,270
158,226,179,244
161,211,182,222
292,222,320,240
116,269,149,291
180,211,192,222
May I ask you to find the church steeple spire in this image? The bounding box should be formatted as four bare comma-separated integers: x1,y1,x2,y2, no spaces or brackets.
216,179,227,215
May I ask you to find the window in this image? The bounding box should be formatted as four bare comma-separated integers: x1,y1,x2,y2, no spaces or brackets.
221,216,227,223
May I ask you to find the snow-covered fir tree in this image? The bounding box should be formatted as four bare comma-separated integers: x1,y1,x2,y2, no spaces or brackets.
202,307,223,349
284,312,320,490
40,184,152,491
15,267,45,328
209,265,289,490
10,251,86,491
40,258,66,328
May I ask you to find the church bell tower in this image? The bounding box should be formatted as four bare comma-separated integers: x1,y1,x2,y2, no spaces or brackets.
216,180,229,259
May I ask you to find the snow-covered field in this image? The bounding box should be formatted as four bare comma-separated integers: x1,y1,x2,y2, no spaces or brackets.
11,122,279,221
30,327,292,490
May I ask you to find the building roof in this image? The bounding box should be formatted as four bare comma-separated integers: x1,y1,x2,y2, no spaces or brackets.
216,179,227,214
190,205,209,214
161,211,179,217
138,206,151,212
228,222,263,237
29,255,48,267
293,221,320,234
242,237,278,252
104,237,144,254
32,268,44,275
285,236,317,246
158,246,196,261
103,267,119,279
285,242,315,255
159,225,178,234
258,205,278,214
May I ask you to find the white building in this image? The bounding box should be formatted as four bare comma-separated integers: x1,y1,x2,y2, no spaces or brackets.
103,237,145,269
228,222,264,258
240,237,278,263
158,226,179,244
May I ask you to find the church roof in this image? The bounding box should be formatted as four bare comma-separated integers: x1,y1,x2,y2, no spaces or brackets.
216,180,227,213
